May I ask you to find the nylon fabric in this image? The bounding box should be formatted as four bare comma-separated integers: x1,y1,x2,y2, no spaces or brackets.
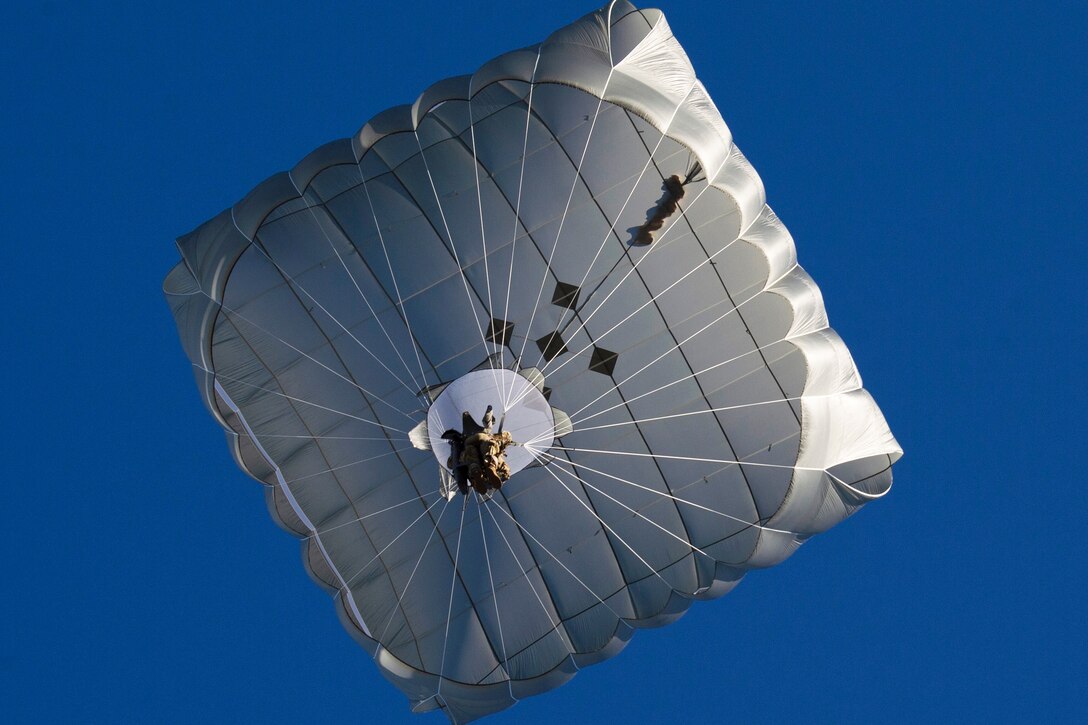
164,3,901,722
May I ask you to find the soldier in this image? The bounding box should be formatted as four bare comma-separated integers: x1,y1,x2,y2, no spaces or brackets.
463,429,515,494
481,405,496,432
444,407,517,495
634,174,686,246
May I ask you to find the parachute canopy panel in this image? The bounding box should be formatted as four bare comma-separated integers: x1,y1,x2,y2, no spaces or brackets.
164,2,901,722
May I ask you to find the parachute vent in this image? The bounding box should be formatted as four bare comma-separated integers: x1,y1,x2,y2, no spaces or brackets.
552,281,580,309
588,346,619,376
485,317,514,346
535,332,567,362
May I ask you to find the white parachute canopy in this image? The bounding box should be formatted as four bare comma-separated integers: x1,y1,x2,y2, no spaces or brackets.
164,2,901,722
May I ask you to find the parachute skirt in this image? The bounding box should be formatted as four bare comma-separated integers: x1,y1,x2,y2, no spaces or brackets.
165,2,901,722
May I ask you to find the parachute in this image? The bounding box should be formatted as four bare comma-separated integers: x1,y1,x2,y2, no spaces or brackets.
164,2,901,721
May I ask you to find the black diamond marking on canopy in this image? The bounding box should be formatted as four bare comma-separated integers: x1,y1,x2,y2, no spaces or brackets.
551,281,580,310
541,386,552,401
588,346,618,376
486,318,514,346
535,332,568,362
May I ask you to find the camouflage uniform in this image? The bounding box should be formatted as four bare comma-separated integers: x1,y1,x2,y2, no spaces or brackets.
461,430,515,494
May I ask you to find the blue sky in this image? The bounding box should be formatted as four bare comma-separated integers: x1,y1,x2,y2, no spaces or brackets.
4,1,1085,722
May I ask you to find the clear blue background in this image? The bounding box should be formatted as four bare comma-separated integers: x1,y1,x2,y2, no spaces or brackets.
4,1,1085,722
